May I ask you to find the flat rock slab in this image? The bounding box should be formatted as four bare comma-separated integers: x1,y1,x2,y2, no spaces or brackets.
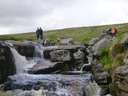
29,62,62,74
43,45,85,51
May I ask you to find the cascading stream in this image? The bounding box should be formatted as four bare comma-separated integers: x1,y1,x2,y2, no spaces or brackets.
5,42,104,96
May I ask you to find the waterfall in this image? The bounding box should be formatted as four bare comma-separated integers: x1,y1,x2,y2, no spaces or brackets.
4,41,36,74
10,47,36,74
5,42,106,96
10,47,28,74
9,43,51,74
34,43,52,66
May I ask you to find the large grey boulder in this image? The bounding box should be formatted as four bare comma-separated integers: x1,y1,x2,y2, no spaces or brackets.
13,41,35,58
92,35,113,55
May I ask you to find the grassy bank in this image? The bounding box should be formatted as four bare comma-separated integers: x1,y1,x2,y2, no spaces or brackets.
0,23,128,70
0,23,128,44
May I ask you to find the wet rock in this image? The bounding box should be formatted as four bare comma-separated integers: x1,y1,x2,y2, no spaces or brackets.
28,62,67,74
73,49,85,60
42,45,88,72
0,42,16,84
50,50,71,62
13,41,35,57
43,45,86,59
5,41,35,57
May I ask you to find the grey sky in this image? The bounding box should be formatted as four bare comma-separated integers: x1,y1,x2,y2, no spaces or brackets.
0,0,128,34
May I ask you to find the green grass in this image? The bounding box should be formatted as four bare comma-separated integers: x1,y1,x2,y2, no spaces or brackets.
0,23,128,44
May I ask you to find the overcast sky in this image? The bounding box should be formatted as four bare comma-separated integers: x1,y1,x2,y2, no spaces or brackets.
0,0,128,34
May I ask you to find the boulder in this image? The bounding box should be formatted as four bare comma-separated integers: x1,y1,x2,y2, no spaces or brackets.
12,41,35,57
112,65,128,96
0,42,16,84
59,38,74,45
0,41,35,57
73,49,85,60
28,62,68,74
50,50,71,62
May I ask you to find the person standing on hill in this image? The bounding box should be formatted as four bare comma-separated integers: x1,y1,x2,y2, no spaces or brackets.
36,27,43,41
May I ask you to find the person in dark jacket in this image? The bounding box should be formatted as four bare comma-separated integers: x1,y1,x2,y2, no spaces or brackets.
36,27,43,40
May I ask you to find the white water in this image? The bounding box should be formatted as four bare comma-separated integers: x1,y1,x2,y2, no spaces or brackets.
10,48,36,74
34,44,53,66
9,43,52,74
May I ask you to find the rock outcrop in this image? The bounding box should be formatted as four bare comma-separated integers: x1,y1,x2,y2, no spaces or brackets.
13,41,35,58
50,50,71,62
92,63,111,95
112,65,128,96
111,38,128,96
29,45,88,74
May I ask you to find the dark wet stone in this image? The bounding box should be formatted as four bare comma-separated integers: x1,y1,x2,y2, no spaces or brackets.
0,42,16,84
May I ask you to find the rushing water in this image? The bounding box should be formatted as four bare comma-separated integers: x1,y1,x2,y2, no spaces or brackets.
9,43,52,74
34,44,53,66
5,42,103,96
10,47,36,74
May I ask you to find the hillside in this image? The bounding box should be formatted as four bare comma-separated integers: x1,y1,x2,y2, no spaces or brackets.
0,23,128,44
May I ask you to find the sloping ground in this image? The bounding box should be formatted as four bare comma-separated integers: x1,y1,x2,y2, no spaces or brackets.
0,23,128,44
0,23,128,72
